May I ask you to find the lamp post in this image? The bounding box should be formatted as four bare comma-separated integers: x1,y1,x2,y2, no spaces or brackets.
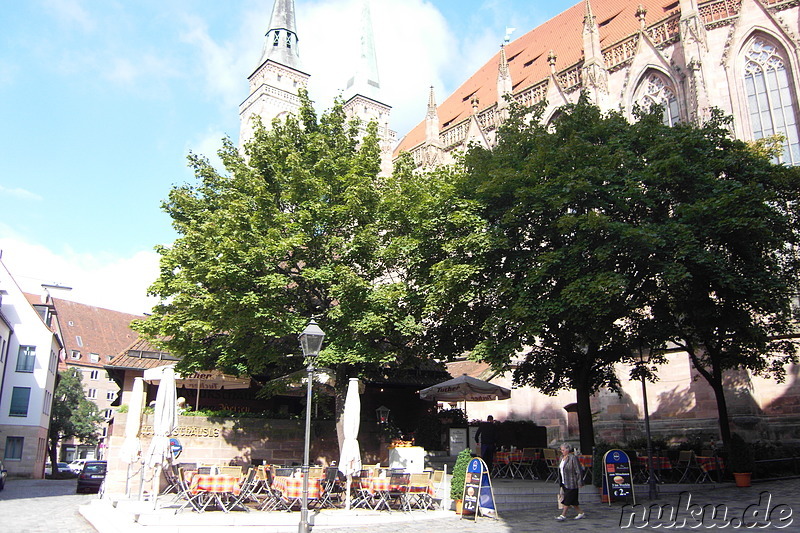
298,319,325,533
376,405,390,425
636,345,658,500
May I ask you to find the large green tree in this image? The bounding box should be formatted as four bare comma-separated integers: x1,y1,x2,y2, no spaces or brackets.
643,110,800,446
48,368,104,469
397,96,800,453
135,92,426,403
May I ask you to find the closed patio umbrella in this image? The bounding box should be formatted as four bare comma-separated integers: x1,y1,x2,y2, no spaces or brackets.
338,378,362,510
144,366,178,508
419,373,511,419
119,376,144,497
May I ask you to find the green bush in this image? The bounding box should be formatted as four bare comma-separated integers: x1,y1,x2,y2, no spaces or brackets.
593,441,622,487
451,448,473,500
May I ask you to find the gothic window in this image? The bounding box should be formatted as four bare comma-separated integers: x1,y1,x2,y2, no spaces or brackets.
286,33,292,48
273,31,280,47
635,72,679,126
743,37,800,165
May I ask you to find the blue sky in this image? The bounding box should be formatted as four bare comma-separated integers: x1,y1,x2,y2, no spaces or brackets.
0,0,577,314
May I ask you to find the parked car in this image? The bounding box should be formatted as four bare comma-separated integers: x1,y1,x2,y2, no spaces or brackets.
76,460,106,493
68,459,87,474
45,462,72,476
0,459,6,491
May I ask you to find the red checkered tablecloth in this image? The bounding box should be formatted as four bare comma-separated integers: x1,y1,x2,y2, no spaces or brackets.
273,476,321,500
697,456,725,472
494,451,523,465
190,474,241,496
638,456,672,470
578,455,593,468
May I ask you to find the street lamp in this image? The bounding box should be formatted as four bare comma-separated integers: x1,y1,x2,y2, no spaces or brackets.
636,344,658,500
376,405,390,425
298,319,325,533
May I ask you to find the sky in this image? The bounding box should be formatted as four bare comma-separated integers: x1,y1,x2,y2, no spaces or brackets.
0,0,578,315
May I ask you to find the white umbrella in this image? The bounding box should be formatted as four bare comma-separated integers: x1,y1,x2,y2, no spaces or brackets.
338,378,362,510
144,366,178,507
119,376,144,497
419,373,511,419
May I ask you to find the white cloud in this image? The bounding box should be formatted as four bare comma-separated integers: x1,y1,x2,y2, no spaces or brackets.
42,0,96,32
0,233,160,316
0,185,43,202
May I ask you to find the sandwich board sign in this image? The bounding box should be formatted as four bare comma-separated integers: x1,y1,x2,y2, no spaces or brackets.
603,449,635,505
460,457,498,520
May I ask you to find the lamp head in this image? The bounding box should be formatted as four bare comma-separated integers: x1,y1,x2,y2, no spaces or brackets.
299,319,325,358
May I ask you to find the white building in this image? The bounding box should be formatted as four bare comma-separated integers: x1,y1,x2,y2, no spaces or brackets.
0,256,61,478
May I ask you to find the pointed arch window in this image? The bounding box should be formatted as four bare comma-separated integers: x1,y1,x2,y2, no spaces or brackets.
743,37,800,165
273,31,280,47
635,72,680,126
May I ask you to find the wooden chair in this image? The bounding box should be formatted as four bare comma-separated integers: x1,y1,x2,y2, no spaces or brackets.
543,448,560,483
518,448,539,480
675,450,702,483
408,472,433,510
258,468,290,511
219,466,243,479
225,467,256,512
427,469,446,510
318,467,343,508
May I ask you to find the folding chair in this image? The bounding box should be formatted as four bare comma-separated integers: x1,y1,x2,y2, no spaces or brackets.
518,448,539,480
224,467,256,512
407,472,433,510
675,451,702,483
258,468,291,511
350,469,375,510
219,466,243,479
542,448,560,483
318,467,343,508
387,472,412,512
174,467,205,514
160,463,181,496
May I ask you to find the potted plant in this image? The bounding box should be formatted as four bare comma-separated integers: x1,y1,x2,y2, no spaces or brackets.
451,448,473,513
728,433,755,487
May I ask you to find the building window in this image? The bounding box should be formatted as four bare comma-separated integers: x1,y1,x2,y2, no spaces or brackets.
89,370,99,380
103,408,114,419
9,387,31,417
71,351,81,360
87,388,97,399
48,350,57,374
106,390,116,401
43,390,52,415
635,72,680,126
0,337,6,363
76,336,83,347
90,353,99,363
106,371,114,382
16,345,35,372
4,436,23,460
743,37,800,165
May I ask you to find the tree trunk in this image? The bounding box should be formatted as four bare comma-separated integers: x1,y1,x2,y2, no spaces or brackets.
575,384,595,455
48,437,59,475
709,374,732,446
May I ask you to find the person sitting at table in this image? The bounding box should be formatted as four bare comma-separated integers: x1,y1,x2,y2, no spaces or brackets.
475,415,498,474
556,443,585,521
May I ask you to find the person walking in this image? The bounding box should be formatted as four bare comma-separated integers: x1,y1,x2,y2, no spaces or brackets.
474,415,498,474
556,443,585,520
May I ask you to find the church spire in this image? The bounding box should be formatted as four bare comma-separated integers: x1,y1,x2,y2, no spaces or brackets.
425,86,440,143
345,0,381,102
581,0,609,108
497,44,513,116
256,0,301,71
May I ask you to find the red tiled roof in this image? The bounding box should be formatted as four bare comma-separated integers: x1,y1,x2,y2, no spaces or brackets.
51,297,143,368
105,337,178,371
446,360,493,380
395,0,679,154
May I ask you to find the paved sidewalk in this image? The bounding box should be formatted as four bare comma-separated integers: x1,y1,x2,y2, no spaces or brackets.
77,478,800,532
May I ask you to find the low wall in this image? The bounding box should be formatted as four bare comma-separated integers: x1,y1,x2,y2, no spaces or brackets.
104,413,338,496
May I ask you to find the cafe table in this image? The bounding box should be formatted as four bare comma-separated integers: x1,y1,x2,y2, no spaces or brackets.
696,456,725,483
493,450,523,478
190,473,242,512
272,475,322,509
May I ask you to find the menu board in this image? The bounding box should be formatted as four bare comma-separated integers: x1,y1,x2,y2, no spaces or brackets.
603,449,635,505
460,457,498,521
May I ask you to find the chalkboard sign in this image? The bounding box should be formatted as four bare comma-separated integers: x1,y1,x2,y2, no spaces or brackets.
460,457,498,520
603,449,635,505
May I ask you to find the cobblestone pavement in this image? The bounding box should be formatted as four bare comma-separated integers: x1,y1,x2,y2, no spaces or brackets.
315,479,800,532
0,478,98,533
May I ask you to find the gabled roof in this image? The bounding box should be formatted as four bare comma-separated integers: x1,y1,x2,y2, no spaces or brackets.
105,336,178,371
395,0,679,154
49,297,143,368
